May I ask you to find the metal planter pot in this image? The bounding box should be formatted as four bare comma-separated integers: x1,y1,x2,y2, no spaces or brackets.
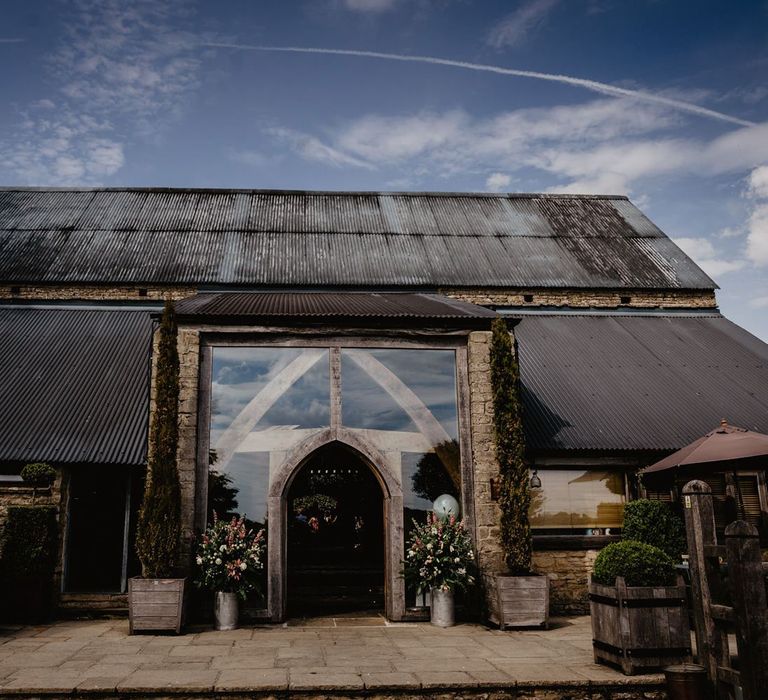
214,591,239,631
430,587,455,627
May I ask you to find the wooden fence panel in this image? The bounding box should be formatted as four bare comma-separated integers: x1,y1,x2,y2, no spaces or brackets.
683,479,768,700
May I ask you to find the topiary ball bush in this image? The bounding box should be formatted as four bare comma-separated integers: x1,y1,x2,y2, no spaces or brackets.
622,499,686,560
593,540,676,587
20,462,56,487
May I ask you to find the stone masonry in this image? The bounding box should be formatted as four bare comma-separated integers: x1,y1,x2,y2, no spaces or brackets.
0,285,196,301
532,549,599,615
444,287,716,309
147,324,201,567
466,330,602,616
0,473,66,604
466,331,505,620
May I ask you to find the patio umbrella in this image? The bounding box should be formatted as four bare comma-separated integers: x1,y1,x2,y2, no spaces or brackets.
642,420,768,475
641,420,768,518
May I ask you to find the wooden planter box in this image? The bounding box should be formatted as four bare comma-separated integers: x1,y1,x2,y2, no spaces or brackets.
128,577,186,634
495,573,550,629
589,576,691,675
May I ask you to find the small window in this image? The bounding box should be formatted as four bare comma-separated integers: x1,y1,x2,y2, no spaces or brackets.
138,288,148,297
619,295,631,305
10,286,21,296
530,469,626,537
523,294,534,303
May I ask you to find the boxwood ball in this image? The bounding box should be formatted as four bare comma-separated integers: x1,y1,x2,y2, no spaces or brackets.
433,494,460,520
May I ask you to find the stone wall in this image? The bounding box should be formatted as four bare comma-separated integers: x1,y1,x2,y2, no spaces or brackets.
0,285,196,301
147,325,201,568
0,471,66,602
466,330,599,617
533,549,599,615
443,287,717,309
2,283,716,310
466,331,505,619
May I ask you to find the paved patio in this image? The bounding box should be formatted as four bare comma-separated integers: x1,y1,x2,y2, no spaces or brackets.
0,615,666,697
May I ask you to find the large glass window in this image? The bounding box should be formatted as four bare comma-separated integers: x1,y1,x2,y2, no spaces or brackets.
530,469,626,536
209,347,331,527
208,344,463,612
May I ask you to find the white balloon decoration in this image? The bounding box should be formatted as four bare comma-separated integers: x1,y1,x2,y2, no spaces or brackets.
433,494,460,520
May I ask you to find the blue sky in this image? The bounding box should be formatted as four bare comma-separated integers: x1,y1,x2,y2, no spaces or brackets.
1,0,767,339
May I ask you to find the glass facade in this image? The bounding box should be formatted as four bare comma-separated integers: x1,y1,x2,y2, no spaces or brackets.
208,344,462,611
530,469,626,536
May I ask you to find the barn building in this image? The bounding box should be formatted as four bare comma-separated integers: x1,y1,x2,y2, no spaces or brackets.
1,187,766,621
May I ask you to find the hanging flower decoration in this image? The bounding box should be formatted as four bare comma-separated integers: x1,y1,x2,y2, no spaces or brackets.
194,513,266,599
402,512,476,592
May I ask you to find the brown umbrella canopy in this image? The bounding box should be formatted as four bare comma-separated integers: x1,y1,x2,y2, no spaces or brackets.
642,420,768,477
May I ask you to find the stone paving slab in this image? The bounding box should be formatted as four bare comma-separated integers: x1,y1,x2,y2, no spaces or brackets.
0,616,666,697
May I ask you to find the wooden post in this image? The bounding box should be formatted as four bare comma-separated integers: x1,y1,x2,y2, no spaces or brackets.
725,520,768,700
682,480,728,694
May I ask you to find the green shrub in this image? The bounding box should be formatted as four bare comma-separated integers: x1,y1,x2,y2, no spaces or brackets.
0,506,58,622
20,462,56,487
593,540,676,587
136,300,182,579
490,317,532,575
622,499,686,560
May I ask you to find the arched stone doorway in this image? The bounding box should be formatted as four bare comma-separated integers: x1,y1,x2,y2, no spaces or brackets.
267,429,406,622
286,443,385,617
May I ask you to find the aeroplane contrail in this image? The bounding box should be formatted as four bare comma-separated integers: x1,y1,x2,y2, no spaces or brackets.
204,43,757,129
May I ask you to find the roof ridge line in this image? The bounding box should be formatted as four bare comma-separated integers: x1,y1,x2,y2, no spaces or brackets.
0,186,630,200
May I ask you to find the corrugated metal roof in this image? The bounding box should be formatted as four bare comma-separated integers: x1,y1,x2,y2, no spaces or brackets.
0,188,715,290
0,307,152,466
515,313,768,452
175,292,497,325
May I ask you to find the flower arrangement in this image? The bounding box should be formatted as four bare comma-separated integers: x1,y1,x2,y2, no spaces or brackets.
403,512,476,592
194,513,266,599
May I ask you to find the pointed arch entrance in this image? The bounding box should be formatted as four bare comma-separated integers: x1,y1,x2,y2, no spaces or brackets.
267,428,405,622
286,442,385,616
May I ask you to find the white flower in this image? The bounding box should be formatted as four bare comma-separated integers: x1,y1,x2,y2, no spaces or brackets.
240,562,247,571
215,557,222,565
426,543,433,550
219,545,227,552
196,556,202,565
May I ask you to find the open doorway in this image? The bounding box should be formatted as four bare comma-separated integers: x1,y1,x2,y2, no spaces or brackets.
286,443,385,617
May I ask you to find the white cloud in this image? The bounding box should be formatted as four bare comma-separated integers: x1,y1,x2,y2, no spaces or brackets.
0,0,203,185
748,165,768,199
486,173,511,192
744,166,768,266
343,0,399,11
277,98,767,190
746,202,768,265
672,237,745,279
267,127,374,170
750,296,768,309
335,111,465,162
487,0,561,49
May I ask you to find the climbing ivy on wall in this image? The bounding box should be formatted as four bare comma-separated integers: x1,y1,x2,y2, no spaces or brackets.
135,300,182,579
490,317,533,575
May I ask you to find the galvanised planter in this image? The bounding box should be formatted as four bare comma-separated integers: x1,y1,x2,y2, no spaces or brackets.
214,591,239,631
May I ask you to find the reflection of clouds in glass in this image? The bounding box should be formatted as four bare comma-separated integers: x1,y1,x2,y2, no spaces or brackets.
342,358,418,433
210,348,329,432
225,452,269,524
343,349,458,439
260,361,330,429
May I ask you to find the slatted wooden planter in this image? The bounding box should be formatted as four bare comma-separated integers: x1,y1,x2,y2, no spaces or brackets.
589,575,691,675
128,577,186,634
495,573,550,629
